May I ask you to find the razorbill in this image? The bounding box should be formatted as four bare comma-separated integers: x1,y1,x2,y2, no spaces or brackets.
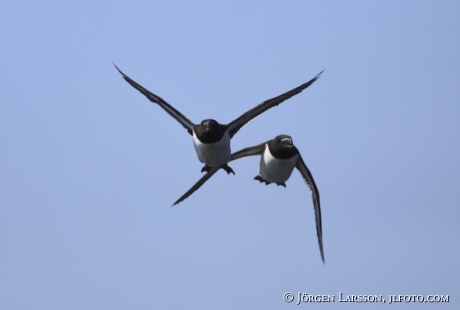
173,134,324,262
114,64,323,175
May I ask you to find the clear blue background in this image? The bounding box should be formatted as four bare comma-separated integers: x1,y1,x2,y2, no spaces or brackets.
1,1,459,309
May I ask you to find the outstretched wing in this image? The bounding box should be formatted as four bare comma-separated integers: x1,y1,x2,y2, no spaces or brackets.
114,63,195,135
172,141,269,205
226,70,323,138
228,141,268,161
295,154,324,263
172,167,221,206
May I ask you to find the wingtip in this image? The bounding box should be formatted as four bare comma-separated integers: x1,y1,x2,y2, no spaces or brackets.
112,61,125,76
316,69,325,79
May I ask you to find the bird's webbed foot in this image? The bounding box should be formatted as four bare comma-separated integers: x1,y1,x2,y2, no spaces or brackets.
254,175,271,185
221,163,235,175
201,165,212,173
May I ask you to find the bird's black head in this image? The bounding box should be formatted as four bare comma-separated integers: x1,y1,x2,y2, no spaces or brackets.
277,134,293,147
194,119,227,143
269,134,298,159
201,119,219,130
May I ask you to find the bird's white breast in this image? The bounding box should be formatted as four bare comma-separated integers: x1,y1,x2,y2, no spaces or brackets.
259,144,298,183
192,131,231,167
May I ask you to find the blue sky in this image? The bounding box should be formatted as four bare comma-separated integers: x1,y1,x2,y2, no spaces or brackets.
1,1,459,309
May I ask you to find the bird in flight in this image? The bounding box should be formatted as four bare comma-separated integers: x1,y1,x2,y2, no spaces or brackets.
114,63,323,175
173,134,324,262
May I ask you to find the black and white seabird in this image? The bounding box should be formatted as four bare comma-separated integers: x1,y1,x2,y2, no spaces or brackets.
114,63,323,174
173,134,324,262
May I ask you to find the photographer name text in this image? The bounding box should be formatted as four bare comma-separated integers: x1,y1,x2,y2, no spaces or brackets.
283,292,449,305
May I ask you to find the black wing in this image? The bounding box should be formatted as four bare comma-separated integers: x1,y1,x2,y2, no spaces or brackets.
295,154,324,263
228,141,268,161
114,63,195,135
172,141,268,205
226,70,323,138
172,166,221,206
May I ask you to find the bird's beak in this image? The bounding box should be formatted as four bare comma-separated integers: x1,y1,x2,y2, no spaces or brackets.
281,137,293,146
